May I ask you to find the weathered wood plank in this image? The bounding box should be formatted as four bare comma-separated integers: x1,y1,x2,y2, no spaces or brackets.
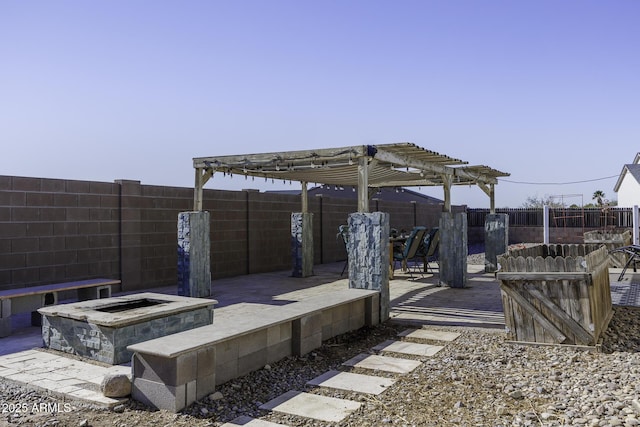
523,283,593,345
499,283,567,343
497,272,591,282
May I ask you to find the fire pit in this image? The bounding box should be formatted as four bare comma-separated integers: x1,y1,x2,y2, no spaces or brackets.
38,293,216,364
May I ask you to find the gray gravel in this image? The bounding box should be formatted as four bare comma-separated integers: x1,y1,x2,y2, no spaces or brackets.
3,248,640,426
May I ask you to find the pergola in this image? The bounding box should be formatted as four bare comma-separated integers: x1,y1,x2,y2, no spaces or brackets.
187,143,510,316
192,142,509,213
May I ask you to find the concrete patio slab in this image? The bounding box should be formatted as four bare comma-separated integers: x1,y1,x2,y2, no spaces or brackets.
307,370,396,395
372,339,444,357
221,415,290,427
342,353,421,374
0,349,129,408
398,328,461,342
259,390,361,423
611,282,640,307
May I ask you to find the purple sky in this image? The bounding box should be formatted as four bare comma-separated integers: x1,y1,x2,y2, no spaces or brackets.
2,1,638,207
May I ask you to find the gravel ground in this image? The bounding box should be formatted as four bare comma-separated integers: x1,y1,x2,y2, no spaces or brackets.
3,245,640,427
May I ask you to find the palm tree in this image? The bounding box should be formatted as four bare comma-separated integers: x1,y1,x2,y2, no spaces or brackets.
592,190,606,207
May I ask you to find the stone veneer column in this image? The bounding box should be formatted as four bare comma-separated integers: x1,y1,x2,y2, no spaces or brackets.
439,212,468,288
484,213,509,273
177,211,211,297
347,212,389,321
291,213,314,277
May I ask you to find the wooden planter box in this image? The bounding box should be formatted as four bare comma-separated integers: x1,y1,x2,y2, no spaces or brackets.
584,229,632,268
497,244,612,347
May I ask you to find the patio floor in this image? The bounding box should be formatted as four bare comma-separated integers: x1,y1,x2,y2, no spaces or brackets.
0,261,503,357
3,261,640,358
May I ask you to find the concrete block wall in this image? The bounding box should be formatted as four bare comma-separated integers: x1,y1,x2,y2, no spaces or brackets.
468,225,603,246
131,291,379,412
0,176,120,291
2,174,463,293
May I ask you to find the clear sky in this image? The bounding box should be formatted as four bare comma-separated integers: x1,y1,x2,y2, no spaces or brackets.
2,1,638,208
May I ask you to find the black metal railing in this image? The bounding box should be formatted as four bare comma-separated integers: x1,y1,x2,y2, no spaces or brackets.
467,207,634,228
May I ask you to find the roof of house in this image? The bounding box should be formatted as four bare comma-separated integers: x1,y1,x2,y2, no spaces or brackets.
271,185,444,204
614,163,640,192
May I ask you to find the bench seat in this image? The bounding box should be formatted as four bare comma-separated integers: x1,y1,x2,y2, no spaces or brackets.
0,278,120,337
127,288,380,412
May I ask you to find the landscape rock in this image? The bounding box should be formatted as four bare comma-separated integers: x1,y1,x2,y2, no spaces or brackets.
100,373,131,398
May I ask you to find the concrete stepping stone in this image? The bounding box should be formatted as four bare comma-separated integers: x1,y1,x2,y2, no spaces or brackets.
307,370,396,395
373,339,444,357
398,328,461,342
221,415,290,427
260,390,360,423
342,353,421,374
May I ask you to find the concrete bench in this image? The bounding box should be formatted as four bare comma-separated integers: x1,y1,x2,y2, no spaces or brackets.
0,278,120,337
127,288,380,412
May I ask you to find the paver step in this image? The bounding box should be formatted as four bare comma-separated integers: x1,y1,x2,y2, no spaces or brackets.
342,353,421,374
307,370,395,395
221,415,290,427
259,390,361,423
373,339,444,356
398,328,461,342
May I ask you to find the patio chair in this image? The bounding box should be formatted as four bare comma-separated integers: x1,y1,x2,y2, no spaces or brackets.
609,244,640,281
337,225,349,276
417,227,440,273
392,226,427,278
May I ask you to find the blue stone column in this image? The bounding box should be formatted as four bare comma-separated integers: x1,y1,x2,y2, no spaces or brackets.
291,213,314,277
485,213,509,273
177,211,211,297
347,212,389,321
439,212,468,288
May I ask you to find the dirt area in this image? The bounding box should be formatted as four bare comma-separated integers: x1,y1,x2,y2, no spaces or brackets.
3,305,640,426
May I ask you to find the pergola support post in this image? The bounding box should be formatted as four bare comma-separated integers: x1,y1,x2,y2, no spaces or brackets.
484,213,509,273
347,212,389,322
291,212,314,277
177,211,211,297
439,212,468,288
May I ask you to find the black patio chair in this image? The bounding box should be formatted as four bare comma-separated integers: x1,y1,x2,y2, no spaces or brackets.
609,244,640,281
337,225,349,276
416,227,440,273
393,226,427,279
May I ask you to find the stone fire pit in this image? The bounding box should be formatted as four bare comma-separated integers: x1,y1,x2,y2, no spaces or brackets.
38,293,216,364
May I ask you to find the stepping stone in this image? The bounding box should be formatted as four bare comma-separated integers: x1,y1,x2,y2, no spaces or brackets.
373,339,444,357
342,353,421,374
398,329,461,342
260,390,360,423
221,416,290,426
307,370,396,395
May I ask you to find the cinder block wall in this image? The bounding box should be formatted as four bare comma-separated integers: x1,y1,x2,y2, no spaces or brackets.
0,176,120,291
467,225,607,245
2,175,452,293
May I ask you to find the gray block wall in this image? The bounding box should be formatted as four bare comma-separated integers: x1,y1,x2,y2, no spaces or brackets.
177,211,211,298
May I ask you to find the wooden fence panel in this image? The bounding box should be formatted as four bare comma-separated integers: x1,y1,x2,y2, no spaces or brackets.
497,245,612,347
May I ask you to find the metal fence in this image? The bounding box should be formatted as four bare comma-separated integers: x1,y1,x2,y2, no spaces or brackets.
467,207,634,228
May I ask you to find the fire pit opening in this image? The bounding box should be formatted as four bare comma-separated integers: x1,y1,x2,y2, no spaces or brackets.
94,298,165,313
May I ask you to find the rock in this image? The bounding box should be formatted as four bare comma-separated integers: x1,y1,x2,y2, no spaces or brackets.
112,404,125,413
509,390,524,400
209,391,224,401
101,373,131,398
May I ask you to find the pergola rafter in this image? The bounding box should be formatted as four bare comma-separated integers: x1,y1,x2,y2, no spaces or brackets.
193,142,509,212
